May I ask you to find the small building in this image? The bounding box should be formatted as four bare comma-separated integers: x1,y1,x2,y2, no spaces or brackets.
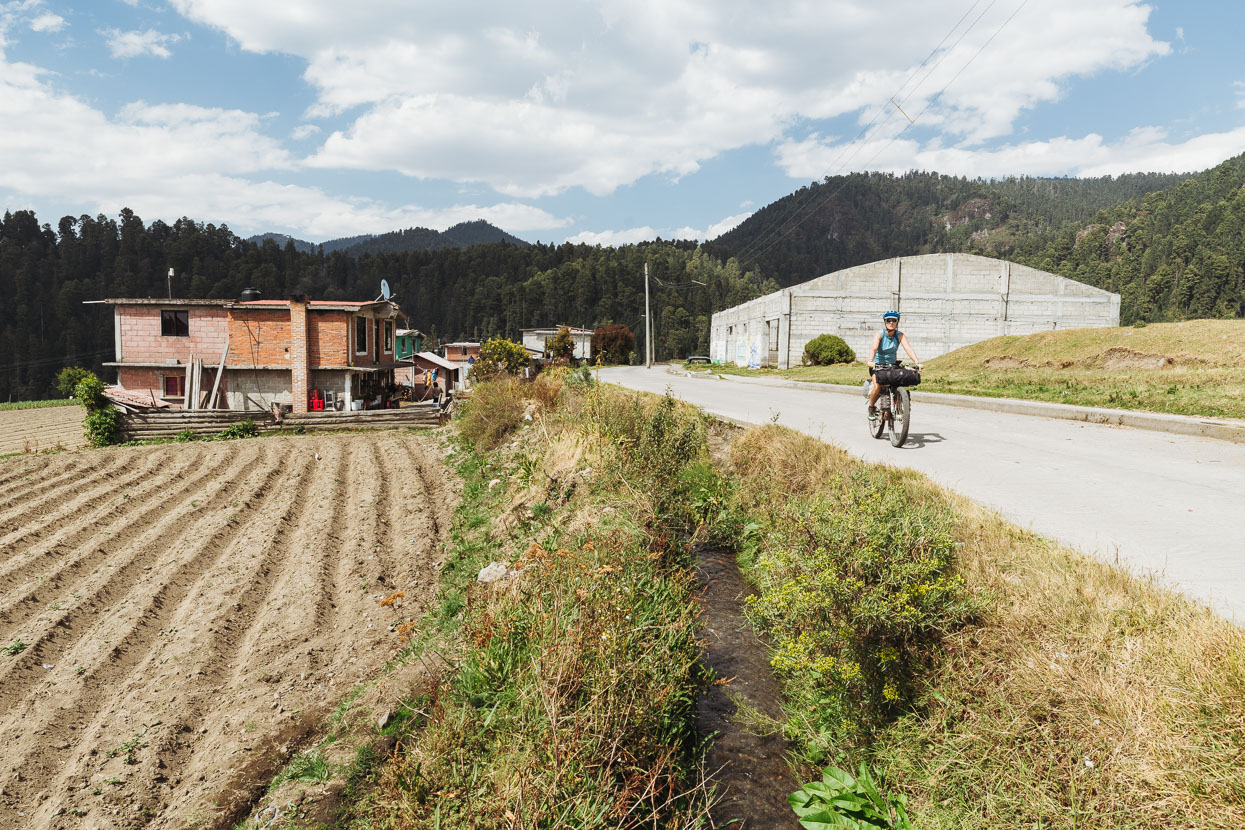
102,291,402,413
393,328,427,389
521,326,593,360
710,253,1120,368
408,351,463,397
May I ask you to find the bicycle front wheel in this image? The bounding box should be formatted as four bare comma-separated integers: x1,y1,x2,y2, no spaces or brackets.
889,387,911,447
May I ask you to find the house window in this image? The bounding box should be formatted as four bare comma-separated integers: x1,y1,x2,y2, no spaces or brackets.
384,321,393,352
161,309,189,337
163,374,186,398
355,316,367,354
459,345,468,356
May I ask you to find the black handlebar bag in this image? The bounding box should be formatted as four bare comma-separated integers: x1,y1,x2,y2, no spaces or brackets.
874,367,921,387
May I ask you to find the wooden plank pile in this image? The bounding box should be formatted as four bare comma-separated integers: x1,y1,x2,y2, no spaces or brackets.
120,410,275,440
119,403,442,440
280,404,442,430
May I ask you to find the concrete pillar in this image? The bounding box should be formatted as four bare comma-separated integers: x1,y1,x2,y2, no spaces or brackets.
290,295,309,414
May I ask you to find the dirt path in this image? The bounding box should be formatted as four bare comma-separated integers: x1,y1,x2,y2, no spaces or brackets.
0,406,86,456
0,431,457,829
696,547,795,827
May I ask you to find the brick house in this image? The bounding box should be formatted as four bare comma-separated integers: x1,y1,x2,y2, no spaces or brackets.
102,293,402,413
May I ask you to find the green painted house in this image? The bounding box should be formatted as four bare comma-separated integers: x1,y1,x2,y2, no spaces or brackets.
395,328,426,360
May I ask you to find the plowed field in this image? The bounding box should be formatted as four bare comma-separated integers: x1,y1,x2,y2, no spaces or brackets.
0,406,86,456
0,431,456,828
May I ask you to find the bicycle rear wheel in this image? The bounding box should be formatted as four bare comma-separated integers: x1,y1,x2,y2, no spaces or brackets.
889,387,911,447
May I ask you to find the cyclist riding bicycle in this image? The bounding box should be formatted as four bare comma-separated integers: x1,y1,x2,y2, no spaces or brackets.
867,310,920,417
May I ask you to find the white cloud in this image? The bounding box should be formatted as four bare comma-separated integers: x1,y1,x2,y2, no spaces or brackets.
0,54,571,238
165,0,1172,198
291,124,320,140
673,211,753,241
104,28,181,59
775,123,1245,181
565,227,660,246
29,12,64,32
566,210,751,246
1235,80,1245,110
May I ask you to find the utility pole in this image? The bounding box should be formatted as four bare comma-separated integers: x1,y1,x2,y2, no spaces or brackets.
644,262,651,368
167,267,174,299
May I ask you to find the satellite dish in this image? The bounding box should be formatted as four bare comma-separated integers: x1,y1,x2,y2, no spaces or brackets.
380,279,391,300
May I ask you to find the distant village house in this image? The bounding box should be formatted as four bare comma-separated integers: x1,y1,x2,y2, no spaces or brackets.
521,326,593,361
102,290,403,413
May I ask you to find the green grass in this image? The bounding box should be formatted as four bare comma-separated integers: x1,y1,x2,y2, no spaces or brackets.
691,320,1245,419
0,399,80,411
330,378,713,828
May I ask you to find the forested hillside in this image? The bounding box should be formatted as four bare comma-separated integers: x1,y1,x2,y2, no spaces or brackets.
247,220,528,258
1007,154,1245,323
0,210,767,401
707,169,1193,285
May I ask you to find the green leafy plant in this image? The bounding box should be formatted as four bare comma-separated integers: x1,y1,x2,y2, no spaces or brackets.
472,336,531,379
56,366,93,398
547,325,576,363
71,372,123,446
216,419,260,440
802,333,856,366
789,764,912,829
175,429,199,442
3,639,29,656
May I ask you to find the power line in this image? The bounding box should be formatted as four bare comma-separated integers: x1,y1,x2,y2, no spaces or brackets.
733,0,1029,270
0,348,115,373
730,0,991,266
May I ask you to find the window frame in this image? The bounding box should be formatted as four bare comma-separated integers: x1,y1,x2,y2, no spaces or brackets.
163,373,186,398
384,320,393,353
160,309,189,337
355,315,368,355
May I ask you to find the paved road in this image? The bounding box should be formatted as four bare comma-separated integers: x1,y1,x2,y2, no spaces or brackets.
600,366,1245,621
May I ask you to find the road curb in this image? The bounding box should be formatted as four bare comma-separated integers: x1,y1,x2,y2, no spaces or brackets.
670,368,1245,445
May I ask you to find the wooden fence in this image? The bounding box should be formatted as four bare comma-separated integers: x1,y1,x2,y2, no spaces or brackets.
119,404,442,440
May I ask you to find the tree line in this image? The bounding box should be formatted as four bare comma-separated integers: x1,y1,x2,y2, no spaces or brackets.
0,209,769,401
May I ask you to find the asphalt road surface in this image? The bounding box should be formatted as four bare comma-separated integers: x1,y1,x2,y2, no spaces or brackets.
600,366,1245,621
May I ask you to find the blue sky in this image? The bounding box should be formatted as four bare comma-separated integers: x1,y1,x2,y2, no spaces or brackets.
0,0,1242,246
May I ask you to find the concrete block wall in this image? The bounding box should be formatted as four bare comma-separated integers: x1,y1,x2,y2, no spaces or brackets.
117,366,226,409
117,306,228,362
711,254,1119,367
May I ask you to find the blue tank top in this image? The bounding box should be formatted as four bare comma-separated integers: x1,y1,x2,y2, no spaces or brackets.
874,330,901,365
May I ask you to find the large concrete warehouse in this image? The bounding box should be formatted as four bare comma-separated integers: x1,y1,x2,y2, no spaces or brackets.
709,253,1120,368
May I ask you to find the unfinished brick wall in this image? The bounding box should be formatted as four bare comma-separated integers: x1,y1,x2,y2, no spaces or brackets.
228,309,293,367
117,306,228,362
309,311,349,366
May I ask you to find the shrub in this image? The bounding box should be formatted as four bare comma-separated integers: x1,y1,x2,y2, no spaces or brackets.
457,376,526,451
472,337,531,379
802,333,855,366
72,372,122,446
216,419,260,440
591,323,635,365
56,366,93,398
547,325,575,363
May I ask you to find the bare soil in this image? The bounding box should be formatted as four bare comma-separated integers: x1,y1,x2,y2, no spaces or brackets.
0,431,457,829
0,406,86,456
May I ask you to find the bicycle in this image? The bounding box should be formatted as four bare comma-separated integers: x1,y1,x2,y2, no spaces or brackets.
863,362,918,447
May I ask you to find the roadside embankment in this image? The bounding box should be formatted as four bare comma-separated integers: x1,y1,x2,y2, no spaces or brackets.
718,424,1245,828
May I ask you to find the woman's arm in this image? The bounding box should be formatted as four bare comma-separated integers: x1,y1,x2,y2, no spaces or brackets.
899,333,919,366
867,332,882,364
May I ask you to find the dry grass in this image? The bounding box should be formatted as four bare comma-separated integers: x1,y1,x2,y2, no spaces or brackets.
727,425,1245,828
694,320,1245,419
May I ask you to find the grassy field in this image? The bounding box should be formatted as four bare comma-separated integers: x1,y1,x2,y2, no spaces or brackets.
687,319,1245,419
723,425,1245,828
0,398,78,411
